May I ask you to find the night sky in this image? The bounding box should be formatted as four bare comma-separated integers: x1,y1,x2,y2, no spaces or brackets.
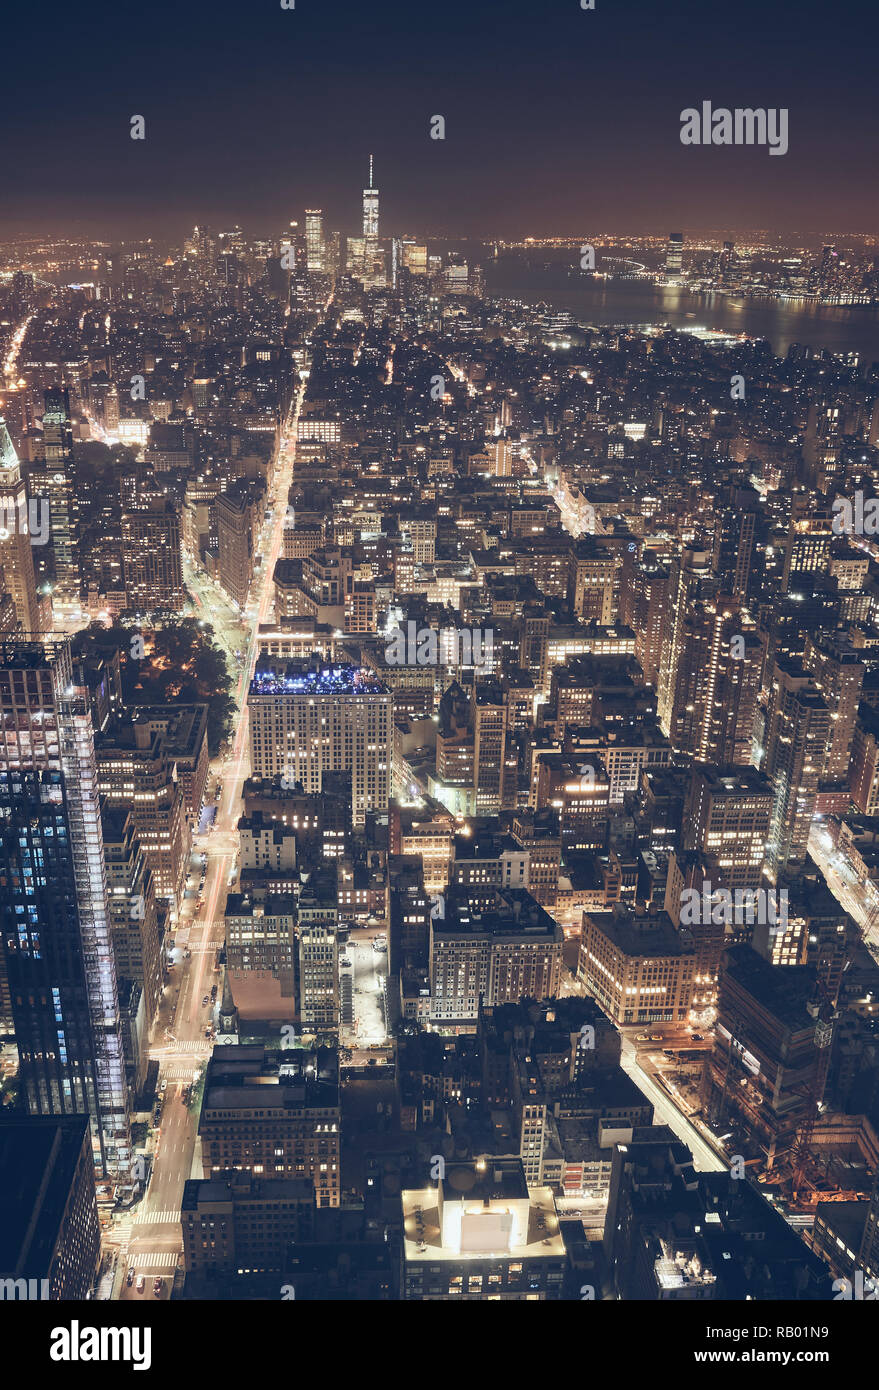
2,0,877,239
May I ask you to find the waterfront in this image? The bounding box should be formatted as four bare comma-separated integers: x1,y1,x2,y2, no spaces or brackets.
486,258,879,361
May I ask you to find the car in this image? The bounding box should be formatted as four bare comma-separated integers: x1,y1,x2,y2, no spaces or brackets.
153,1278,163,1297
648,1034,663,1042
635,1033,650,1042
368,1058,377,1066
205,1027,212,1038
126,1269,134,1286
691,1033,704,1042
159,1079,167,1092
210,985,218,1001
202,995,210,1006
136,1275,146,1294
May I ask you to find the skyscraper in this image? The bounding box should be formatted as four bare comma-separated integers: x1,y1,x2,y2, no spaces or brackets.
657,547,714,737
665,232,684,275
666,599,762,765
361,154,381,286
0,639,129,1177
247,663,391,826
681,765,773,889
0,416,46,633
33,388,77,608
121,504,184,612
764,659,831,881
305,210,325,274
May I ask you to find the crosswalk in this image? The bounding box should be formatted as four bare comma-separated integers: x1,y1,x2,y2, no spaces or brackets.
168,1040,212,1054
130,1250,180,1271
133,1210,181,1227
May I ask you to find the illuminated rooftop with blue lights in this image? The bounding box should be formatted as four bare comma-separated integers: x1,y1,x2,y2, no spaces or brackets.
249,664,389,696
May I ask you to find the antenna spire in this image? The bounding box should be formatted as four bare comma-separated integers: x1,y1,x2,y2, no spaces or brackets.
369,154,374,189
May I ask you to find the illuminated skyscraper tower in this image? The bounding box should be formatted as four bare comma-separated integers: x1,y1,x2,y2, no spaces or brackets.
0,639,129,1177
362,155,383,287
363,154,379,248
33,388,77,609
305,210,325,274
0,416,46,633
665,231,684,275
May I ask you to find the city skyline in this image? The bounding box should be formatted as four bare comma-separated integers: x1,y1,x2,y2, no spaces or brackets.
3,0,878,239
3,0,879,1340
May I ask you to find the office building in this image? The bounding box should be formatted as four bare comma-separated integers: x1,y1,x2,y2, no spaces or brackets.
198,1046,340,1207
121,504,185,612
33,388,77,607
764,660,831,880
182,1172,315,1281
400,1158,566,1300
665,232,684,274
578,908,695,1026
305,210,324,274
429,886,563,1025
0,1115,101,1300
681,765,773,889
0,639,129,1176
0,417,46,633
248,663,391,826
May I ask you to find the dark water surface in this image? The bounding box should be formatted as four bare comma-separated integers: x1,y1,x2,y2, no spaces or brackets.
485,262,879,363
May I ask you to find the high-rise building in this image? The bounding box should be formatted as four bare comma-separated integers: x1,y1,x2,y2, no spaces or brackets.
657,548,715,738
248,663,391,827
665,231,684,274
577,907,695,1026
32,389,77,608
665,599,762,765
181,1172,314,1283
95,717,189,912
0,1115,102,1300
429,887,563,1024
712,483,767,603
619,551,669,688
681,765,773,889
401,240,428,275
305,210,325,274
121,504,184,612
604,1126,832,1299
0,417,46,634
361,155,382,287
803,630,864,783
764,660,831,880
101,807,162,1034
217,482,263,610
0,639,129,1176
474,682,507,815
849,702,879,815
297,867,340,1030
707,946,826,1165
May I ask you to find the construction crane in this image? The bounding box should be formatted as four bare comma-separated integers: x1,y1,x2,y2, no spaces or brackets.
787,975,836,1201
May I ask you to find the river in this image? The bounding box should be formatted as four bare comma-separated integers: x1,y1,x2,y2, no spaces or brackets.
485,259,879,363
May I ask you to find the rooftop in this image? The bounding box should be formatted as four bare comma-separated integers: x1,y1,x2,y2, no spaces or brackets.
250,663,389,696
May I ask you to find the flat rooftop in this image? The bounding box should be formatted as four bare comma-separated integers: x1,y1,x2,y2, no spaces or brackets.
402,1184,566,1263
250,664,389,696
